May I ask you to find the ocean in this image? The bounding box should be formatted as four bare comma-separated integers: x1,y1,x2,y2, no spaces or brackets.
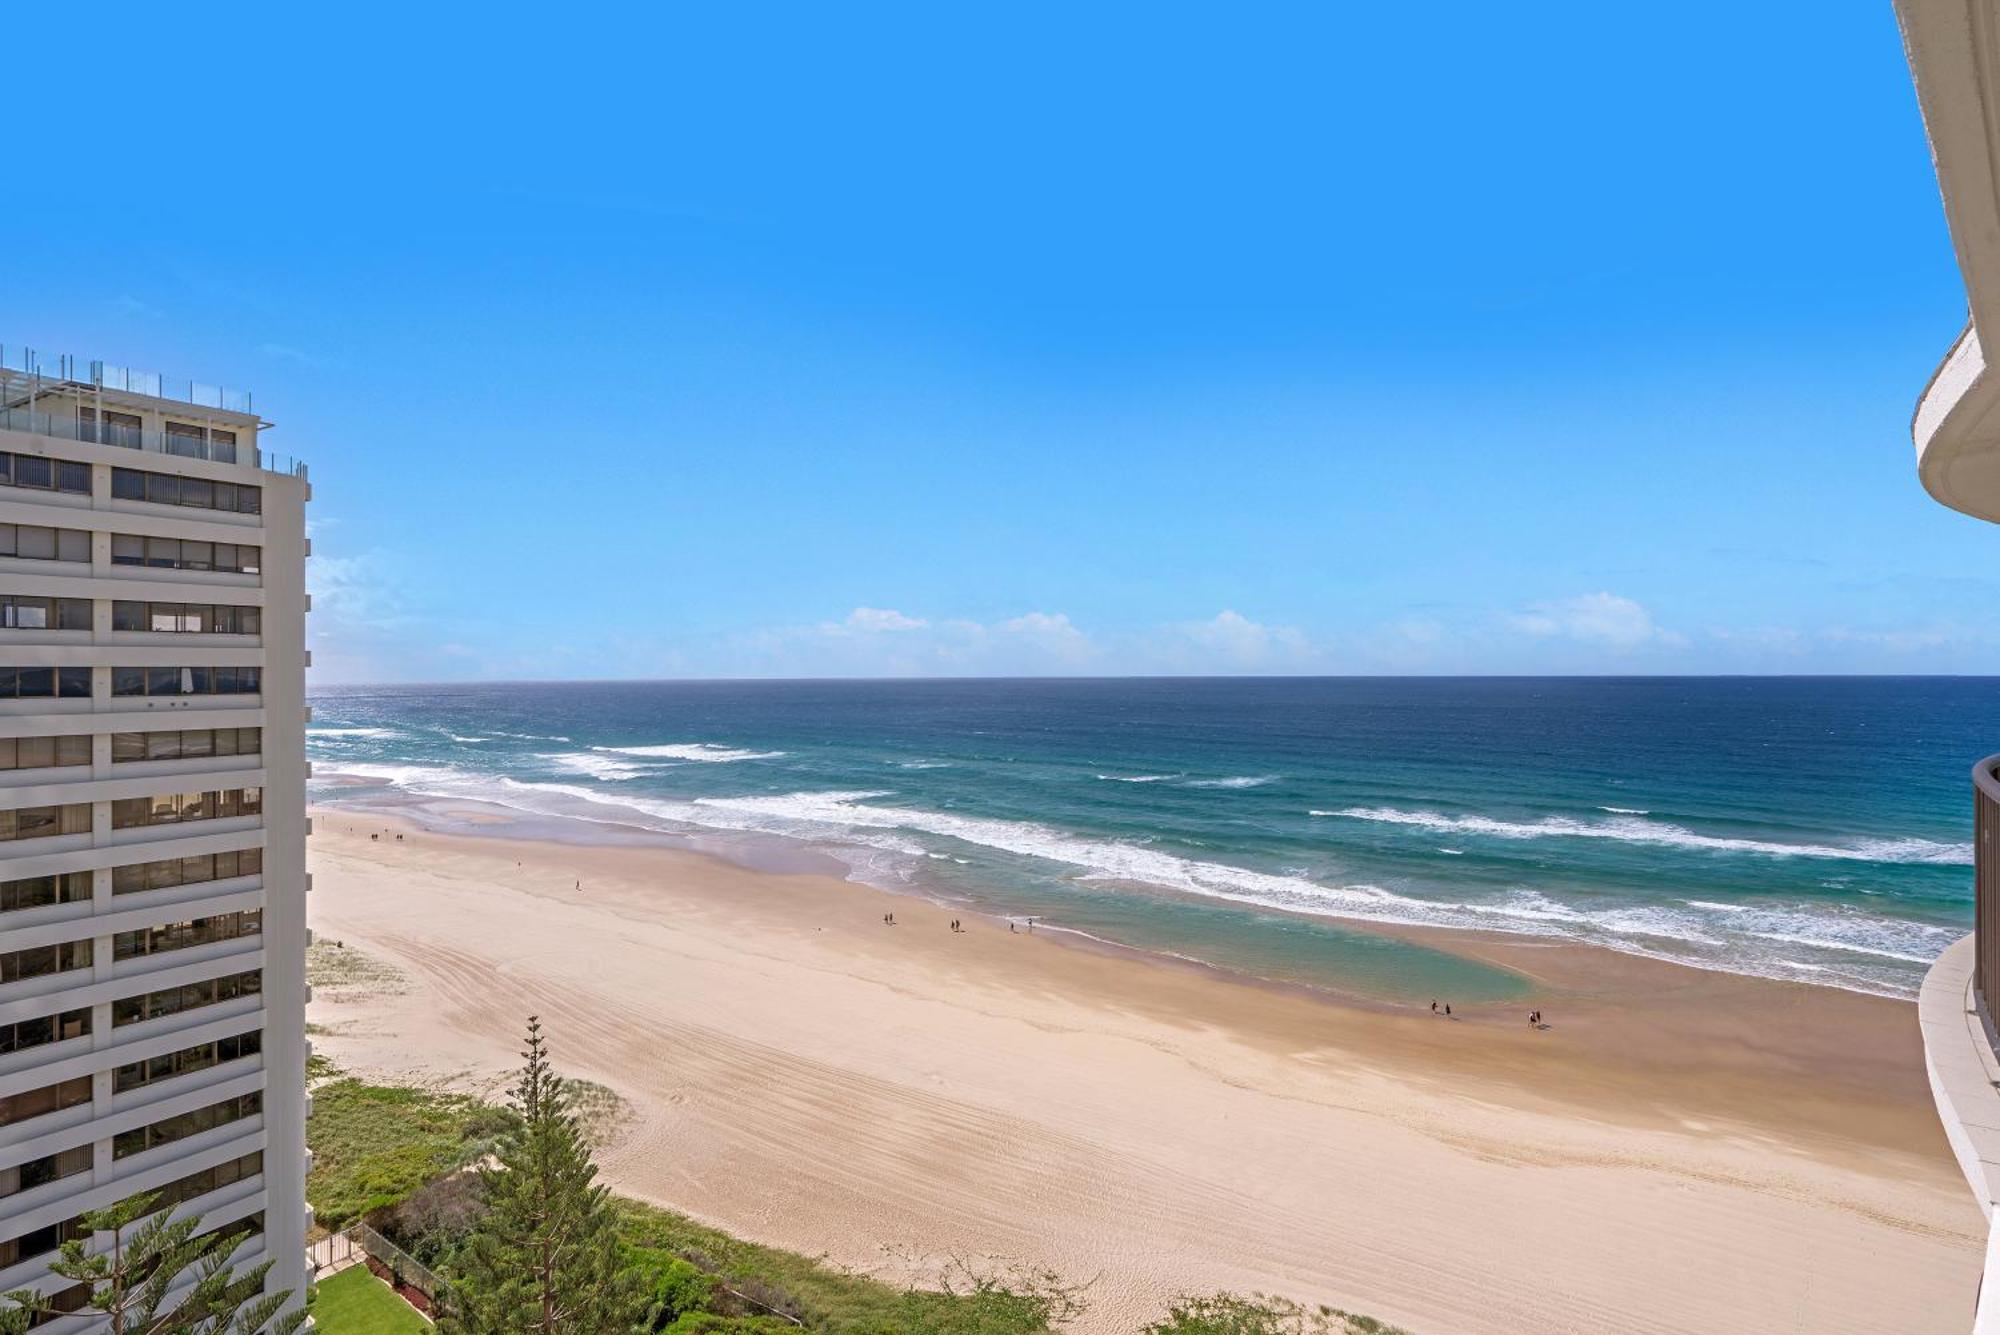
306,676,1998,1002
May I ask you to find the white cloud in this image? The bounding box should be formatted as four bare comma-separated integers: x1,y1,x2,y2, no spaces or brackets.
1505,592,1680,650
843,606,928,633
1160,610,1313,670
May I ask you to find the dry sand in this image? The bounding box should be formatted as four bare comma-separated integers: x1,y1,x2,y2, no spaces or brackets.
304,807,1984,1334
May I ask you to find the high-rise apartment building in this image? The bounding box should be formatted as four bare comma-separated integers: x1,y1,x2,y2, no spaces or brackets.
0,349,309,1328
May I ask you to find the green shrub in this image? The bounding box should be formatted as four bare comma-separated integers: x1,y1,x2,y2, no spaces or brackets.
1143,1293,1409,1335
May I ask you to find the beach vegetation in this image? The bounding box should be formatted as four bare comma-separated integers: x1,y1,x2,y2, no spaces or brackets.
307,1069,516,1229
0,1190,305,1335
1143,1293,1409,1335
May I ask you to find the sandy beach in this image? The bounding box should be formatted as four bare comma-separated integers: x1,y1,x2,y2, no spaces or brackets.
304,805,1984,1334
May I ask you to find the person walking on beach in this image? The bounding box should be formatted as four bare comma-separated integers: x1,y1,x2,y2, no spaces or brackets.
1430,999,1438,1015
1444,1003,1452,1018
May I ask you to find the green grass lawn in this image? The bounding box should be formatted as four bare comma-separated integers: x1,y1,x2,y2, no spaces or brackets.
311,1264,430,1333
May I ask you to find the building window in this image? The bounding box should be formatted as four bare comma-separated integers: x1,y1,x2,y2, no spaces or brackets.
0,1008,90,1055
111,788,262,830
0,525,89,563
149,1152,263,1212
110,666,261,698
109,467,260,515
163,423,238,465
78,408,143,449
112,846,262,896
112,910,262,961
0,804,92,843
113,1092,262,1160
111,602,261,635
0,872,93,915
110,535,260,575
0,452,90,496
112,969,261,1028
0,1145,93,1200
0,667,91,699
112,728,261,764
0,597,91,631
0,1077,92,1129
0,1216,88,1270
0,939,93,985
0,736,91,771
114,1028,262,1094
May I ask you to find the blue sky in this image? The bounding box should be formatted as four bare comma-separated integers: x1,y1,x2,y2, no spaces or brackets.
1,3,1989,679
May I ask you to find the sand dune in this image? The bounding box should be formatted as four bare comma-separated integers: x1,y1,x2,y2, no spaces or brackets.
305,808,1983,1334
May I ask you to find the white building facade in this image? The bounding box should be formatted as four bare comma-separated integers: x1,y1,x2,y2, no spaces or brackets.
0,350,310,1329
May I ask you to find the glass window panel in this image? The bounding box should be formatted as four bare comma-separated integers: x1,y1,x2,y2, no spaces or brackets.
240,546,261,575
0,739,12,768
181,731,213,758
58,667,89,698
113,667,145,697
57,462,90,494
112,534,143,565
14,457,50,488
16,738,53,769
146,733,181,761
148,474,180,506
112,733,144,762
111,469,143,500
181,479,213,509
113,602,144,632
146,537,178,568
182,541,213,570
57,530,88,562
0,526,13,556
17,668,52,698
16,527,53,560
55,601,90,631
239,486,261,515
148,668,180,696
213,729,237,757
56,736,89,765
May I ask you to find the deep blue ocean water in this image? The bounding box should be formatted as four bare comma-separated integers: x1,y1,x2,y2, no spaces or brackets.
306,677,2000,1001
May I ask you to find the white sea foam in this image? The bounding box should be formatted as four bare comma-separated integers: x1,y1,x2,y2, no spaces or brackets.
307,726,400,739
317,764,1950,1000
1183,775,1277,789
541,752,648,781
320,761,465,788
1096,773,1181,783
592,743,784,762
1315,806,1970,865
898,761,952,770
1598,805,1650,815
449,735,492,743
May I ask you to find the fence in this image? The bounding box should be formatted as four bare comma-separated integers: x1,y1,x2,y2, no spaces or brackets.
315,1222,443,1309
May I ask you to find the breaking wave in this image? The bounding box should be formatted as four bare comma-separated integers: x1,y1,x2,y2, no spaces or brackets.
1314,806,1969,865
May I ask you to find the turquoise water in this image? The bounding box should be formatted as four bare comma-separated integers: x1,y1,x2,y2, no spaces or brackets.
306,677,1999,1000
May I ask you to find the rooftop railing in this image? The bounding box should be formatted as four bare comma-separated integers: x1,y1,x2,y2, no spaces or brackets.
1,347,252,414
0,361,304,480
